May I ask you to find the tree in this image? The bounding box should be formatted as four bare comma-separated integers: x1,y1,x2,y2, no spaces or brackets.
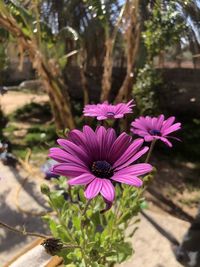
0,0,75,129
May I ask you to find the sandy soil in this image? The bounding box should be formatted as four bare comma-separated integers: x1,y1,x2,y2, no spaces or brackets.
0,91,49,115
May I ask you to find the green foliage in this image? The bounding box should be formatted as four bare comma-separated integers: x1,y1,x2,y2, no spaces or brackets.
41,178,146,266
11,102,52,122
133,64,162,115
143,2,186,60
133,0,188,115
3,100,57,161
23,124,56,146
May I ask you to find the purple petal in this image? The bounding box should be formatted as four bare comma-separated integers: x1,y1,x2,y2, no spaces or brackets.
52,163,88,177
113,139,144,168
68,173,95,185
100,179,115,202
115,163,152,176
114,146,149,170
49,148,87,167
106,128,117,147
144,135,154,142
114,114,124,119
159,137,172,147
151,117,158,129
108,133,131,164
111,175,143,187
57,139,90,164
132,129,148,137
96,126,107,159
68,129,87,147
162,123,181,136
83,126,99,159
161,116,175,131
84,178,102,199
131,122,146,131
156,114,165,130
97,116,107,120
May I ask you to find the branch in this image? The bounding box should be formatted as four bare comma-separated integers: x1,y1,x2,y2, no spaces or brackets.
0,221,49,239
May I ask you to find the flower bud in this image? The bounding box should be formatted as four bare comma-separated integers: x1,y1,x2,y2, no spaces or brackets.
41,184,50,195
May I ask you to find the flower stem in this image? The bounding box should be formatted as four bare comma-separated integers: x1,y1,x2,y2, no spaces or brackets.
0,220,49,239
82,199,92,216
62,244,81,249
145,140,156,163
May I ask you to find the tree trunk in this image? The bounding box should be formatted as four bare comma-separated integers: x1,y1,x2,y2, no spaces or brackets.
79,50,89,106
115,0,140,103
0,10,75,130
100,2,127,102
100,38,113,102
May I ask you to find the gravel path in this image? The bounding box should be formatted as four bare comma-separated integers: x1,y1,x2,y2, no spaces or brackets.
0,162,189,267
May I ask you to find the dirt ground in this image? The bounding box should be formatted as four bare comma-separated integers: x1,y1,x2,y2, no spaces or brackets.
0,91,49,115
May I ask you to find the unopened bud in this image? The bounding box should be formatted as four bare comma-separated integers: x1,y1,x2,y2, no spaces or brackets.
41,184,50,195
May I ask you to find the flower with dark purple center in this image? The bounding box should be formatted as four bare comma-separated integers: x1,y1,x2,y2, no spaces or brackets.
149,129,161,136
106,112,115,118
49,126,152,202
91,161,113,178
131,115,181,147
83,100,135,120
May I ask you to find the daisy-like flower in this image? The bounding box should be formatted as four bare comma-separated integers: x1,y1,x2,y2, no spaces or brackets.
83,100,134,120
131,115,181,147
49,126,152,202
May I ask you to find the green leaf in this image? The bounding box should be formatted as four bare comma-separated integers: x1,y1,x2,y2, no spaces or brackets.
72,216,81,230
48,218,58,237
117,211,132,225
49,191,65,209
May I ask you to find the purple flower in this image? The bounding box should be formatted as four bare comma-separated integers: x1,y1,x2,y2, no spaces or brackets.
83,100,134,120
49,126,152,202
41,159,59,180
131,115,181,147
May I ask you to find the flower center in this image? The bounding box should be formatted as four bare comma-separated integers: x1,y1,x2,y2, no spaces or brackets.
149,129,161,136
106,111,115,118
91,160,113,178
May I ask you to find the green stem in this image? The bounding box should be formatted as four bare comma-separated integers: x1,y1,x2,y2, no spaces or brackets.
49,195,75,243
145,140,156,163
62,244,81,249
82,199,92,216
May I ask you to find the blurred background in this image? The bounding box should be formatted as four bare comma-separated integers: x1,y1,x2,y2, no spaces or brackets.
0,0,200,266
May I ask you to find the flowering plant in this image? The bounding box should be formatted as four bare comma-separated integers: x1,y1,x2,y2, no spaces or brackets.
41,101,181,267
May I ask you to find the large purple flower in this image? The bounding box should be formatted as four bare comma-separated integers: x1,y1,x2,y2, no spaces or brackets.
131,115,181,147
83,100,134,120
49,126,152,202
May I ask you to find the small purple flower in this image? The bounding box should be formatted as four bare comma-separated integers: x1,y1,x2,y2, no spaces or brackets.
49,126,152,202
83,100,134,120
131,115,181,147
41,159,59,180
